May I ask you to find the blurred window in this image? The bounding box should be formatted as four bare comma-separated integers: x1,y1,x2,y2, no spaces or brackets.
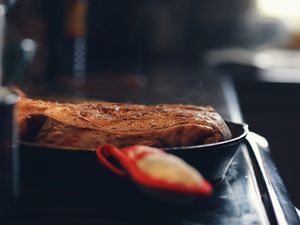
257,0,300,32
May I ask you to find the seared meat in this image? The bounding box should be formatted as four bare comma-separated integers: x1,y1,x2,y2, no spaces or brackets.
16,97,232,149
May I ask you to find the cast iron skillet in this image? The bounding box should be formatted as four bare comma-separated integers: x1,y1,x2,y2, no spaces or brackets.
19,121,248,203
165,121,249,181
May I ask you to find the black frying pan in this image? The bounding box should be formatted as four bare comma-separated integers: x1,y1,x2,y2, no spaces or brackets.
19,121,248,205
165,121,249,180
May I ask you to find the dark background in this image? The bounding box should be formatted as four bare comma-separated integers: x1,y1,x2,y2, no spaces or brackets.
4,0,300,208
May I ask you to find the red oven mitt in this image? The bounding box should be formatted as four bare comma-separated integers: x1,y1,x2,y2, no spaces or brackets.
96,144,212,199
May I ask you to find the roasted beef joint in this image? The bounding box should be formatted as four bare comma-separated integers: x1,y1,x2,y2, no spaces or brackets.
16,97,232,149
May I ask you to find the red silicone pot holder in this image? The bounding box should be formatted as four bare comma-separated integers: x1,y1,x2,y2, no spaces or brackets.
96,144,213,198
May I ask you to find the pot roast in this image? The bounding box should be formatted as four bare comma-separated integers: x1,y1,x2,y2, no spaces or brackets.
16,97,232,149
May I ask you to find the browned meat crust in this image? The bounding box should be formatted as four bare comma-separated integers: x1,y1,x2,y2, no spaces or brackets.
16,97,232,149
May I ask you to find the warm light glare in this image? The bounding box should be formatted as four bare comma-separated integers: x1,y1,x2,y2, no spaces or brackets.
257,0,300,30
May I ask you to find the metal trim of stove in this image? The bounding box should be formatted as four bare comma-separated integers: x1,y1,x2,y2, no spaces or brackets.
246,132,300,225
